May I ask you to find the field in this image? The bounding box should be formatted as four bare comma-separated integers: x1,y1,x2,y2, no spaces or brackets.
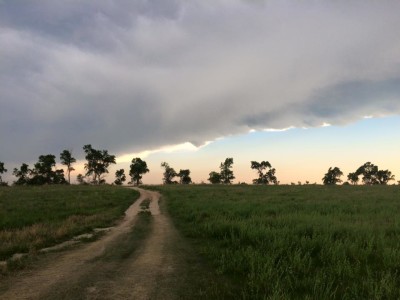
153,184,400,299
0,185,139,261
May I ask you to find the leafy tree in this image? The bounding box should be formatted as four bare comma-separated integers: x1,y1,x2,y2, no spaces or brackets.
30,154,66,185
114,169,126,185
220,158,235,184
83,144,116,184
178,169,192,184
60,150,76,184
161,162,177,184
208,171,221,184
0,161,7,185
251,161,278,184
76,174,87,185
347,172,359,185
376,169,395,185
129,158,149,185
13,163,30,185
356,162,379,185
322,167,343,185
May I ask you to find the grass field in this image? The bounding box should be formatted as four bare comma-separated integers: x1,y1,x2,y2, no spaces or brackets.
153,184,400,299
0,185,139,261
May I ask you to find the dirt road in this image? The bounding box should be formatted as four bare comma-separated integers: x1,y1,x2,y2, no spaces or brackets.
0,188,186,300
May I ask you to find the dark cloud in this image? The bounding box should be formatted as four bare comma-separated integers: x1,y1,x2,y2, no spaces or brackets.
1,0,400,163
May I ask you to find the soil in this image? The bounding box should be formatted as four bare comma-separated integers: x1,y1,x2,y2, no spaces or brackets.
0,188,187,300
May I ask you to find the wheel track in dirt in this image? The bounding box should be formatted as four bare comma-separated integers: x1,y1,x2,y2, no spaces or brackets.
0,188,183,300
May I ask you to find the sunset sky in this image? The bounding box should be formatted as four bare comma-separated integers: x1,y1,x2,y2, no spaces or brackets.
1,1,400,184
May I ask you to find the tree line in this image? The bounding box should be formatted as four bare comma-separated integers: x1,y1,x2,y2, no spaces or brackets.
0,148,397,186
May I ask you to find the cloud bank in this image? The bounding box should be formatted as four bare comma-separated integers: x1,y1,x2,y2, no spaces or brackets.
1,0,400,162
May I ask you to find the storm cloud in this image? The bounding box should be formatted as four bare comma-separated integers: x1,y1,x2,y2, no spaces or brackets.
1,0,400,162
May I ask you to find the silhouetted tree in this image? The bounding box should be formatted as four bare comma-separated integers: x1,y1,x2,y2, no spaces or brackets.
76,174,87,185
129,158,149,185
376,169,395,185
30,154,66,185
354,162,394,185
347,172,359,185
322,167,343,185
220,158,235,184
114,169,126,185
13,163,30,185
178,169,192,184
60,150,76,184
161,162,177,184
251,161,278,184
83,144,116,184
356,162,378,185
0,161,7,186
208,171,221,184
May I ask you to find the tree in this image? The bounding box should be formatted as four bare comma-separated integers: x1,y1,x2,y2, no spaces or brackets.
376,169,395,185
76,174,87,185
347,172,359,185
0,161,7,185
251,161,278,184
60,150,76,184
114,169,126,185
83,144,116,184
13,163,30,185
208,171,221,184
161,162,177,184
322,167,343,185
29,154,66,185
178,169,192,184
356,162,379,185
220,158,235,184
129,158,149,185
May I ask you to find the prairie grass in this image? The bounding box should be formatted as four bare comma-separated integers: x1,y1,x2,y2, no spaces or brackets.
154,184,400,299
0,185,139,260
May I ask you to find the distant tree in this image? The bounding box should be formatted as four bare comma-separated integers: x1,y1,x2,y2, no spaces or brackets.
129,158,149,185
208,171,221,184
114,169,126,185
251,161,278,185
322,167,343,185
220,158,235,184
30,154,66,185
0,161,7,185
178,169,192,184
13,163,30,185
60,150,76,184
161,162,177,184
354,162,394,185
347,172,359,185
76,174,87,185
356,162,378,185
376,169,395,185
83,144,116,184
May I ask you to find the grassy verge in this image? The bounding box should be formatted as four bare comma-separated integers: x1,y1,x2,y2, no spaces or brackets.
153,184,400,299
0,185,139,261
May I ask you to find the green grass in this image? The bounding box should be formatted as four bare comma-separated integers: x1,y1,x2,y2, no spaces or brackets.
0,185,139,260
152,184,400,299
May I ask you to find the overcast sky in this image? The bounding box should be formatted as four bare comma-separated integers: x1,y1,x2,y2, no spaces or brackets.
1,1,400,183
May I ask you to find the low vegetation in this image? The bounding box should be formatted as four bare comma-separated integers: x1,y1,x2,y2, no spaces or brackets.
0,185,139,261
154,184,400,299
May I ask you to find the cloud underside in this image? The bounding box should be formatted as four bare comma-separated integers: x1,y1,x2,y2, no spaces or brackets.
1,0,400,162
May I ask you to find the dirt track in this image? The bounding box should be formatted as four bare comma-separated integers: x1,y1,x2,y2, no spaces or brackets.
0,188,184,300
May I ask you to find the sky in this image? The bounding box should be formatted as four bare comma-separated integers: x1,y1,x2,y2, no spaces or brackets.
1,0,400,184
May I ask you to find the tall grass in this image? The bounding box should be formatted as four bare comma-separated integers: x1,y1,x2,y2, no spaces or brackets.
0,185,139,260
155,185,400,299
